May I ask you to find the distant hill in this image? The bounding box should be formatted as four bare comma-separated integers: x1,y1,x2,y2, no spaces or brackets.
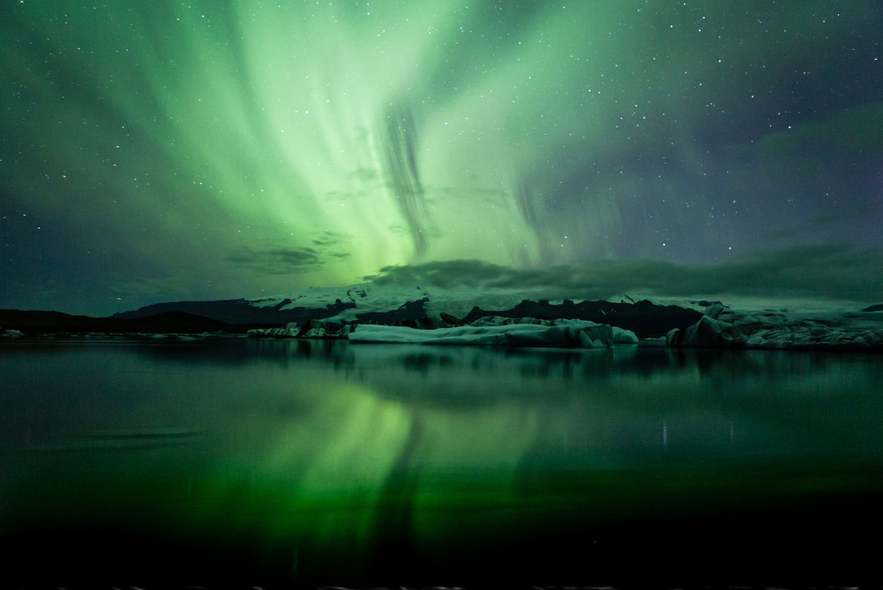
114,283,521,327
0,309,250,334
113,297,355,326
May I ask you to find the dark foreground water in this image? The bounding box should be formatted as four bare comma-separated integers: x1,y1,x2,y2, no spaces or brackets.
1,338,882,586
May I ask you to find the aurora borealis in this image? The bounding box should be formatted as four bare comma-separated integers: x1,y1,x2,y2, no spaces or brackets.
2,1,882,315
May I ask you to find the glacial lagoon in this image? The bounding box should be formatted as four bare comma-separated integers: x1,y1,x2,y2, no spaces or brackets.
2,338,882,585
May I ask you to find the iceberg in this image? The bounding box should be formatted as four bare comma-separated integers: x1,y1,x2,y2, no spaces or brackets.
348,320,637,348
247,326,300,338
666,304,883,351
244,315,639,347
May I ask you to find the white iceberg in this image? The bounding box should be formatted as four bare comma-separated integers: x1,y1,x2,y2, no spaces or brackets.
247,326,300,338
666,304,883,351
555,318,640,344
348,320,637,348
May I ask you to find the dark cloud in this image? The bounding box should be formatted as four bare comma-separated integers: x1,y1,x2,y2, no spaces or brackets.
366,245,883,303
311,231,347,247
226,246,323,275
309,232,351,260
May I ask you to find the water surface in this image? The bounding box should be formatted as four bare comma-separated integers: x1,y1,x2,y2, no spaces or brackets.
1,338,882,584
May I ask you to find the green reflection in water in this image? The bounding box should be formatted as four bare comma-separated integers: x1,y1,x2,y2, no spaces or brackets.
1,340,883,583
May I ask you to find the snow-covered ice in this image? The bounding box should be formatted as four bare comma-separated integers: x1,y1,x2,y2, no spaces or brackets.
666,304,883,351
247,282,532,324
348,320,637,348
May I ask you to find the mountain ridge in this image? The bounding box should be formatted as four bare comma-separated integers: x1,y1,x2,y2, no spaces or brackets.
0,309,253,334
109,284,704,337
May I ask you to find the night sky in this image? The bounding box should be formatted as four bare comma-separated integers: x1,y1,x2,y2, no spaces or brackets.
2,1,882,316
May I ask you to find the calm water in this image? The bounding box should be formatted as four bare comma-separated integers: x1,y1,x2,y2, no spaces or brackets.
2,338,882,585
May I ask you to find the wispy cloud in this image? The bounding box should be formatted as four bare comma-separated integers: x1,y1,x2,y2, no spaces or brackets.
226,246,323,275
311,231,348,247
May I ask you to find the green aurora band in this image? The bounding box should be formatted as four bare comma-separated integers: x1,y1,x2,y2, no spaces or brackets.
2,1,882,313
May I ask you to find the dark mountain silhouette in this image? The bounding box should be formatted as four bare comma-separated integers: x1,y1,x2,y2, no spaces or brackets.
0,309,251,334
113,298,355,325
4,295,701,337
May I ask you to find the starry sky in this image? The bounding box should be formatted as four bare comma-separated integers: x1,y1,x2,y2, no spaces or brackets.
2,1,882,316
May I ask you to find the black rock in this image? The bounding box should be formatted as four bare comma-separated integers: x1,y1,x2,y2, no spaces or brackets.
696,299,723,307
440,311,466,326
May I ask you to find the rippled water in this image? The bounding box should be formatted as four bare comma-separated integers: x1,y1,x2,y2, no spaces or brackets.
1,338,882,585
